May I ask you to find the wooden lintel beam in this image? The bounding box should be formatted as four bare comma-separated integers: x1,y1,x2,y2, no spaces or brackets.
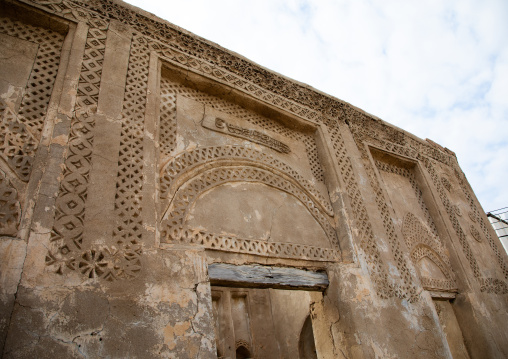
208,263,329,292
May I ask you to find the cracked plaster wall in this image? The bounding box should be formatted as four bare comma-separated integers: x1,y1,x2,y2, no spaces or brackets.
0,1,508,358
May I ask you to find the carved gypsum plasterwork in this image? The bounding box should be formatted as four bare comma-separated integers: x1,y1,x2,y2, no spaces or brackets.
375,160,454,272
111,33,148,251
402,213,453,271
27,0,431,297
0,101,38,182
349,123,506,294
204,117,291,154
45,19,118,279
32,0,454,170
0,14,64,139
326,114,412,300
168,228,340,262
359,126,507,294
158,71,325,183
161,165,338,246
403,219,457,291
453,165,508,281
28,0,445,292
159,146,334,217
0,169,21,236
345,115,419,301
375,160,440,237
421,157,508,293
0,16,64,181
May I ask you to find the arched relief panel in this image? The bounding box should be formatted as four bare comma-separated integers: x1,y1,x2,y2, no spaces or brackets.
368,146,457,293
157,66,341,262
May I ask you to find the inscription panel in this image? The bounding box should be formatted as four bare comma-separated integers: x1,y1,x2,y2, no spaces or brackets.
202,117,290,154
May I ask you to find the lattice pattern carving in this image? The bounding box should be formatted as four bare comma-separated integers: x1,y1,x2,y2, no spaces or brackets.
326,113,415,300
162,165,337,246
46,19,111,278
422,158,507,294
452,167,508,283
349,110,508,294
0,170,20,236
172,228,339,262
160,146,334,216
375,160,440,238
441,177,452,192
0,16,64,181
29,0,499,294
111,34,149,272
0,15,64,139
159,76,177,158
344,110,419,301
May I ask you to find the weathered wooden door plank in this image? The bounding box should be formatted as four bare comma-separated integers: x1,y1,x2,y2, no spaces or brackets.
208,263,328,291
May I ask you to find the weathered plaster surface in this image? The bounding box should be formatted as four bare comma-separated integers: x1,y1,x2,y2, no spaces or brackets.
0,0,507,358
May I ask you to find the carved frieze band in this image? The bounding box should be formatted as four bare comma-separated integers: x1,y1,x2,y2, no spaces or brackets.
170,228,339,262
203,117,291,154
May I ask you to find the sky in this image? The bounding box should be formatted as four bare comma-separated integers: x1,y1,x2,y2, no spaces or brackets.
125,0,508,213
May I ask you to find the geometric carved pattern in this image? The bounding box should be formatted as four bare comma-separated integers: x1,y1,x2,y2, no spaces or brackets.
159,76,177,159
470,225,482,242
402,213,457,292
326,115,415,301
156,79,325,183
161,165,338,260
171,228,339,262
453,168,508,283
112,34,148,260
0,170,21,236
422,158,508,294
160,146,334,216
0,16,64,139
46,20,121,280
29,0,506,292
0,16,64,181
0,102,39,182
375,160,440,238
342,114,421,302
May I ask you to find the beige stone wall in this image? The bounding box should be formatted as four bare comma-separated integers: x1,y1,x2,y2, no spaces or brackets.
0,0,507,358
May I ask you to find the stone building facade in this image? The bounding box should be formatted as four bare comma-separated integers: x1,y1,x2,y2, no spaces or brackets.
0,0,507,358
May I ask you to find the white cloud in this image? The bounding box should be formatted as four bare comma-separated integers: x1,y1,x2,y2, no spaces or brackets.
126,0,508,212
